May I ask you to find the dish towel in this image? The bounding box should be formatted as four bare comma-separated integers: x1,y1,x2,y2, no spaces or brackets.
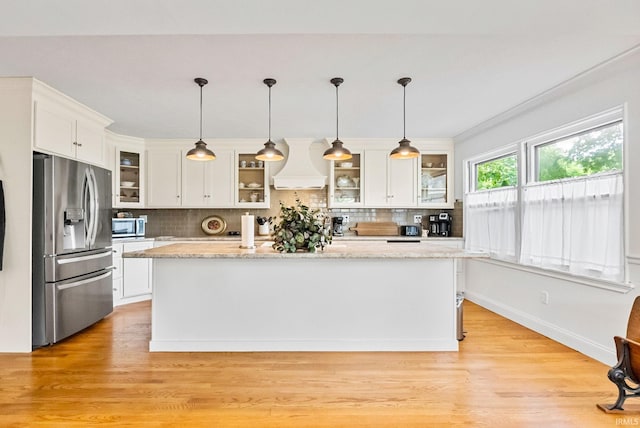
0,180,4,270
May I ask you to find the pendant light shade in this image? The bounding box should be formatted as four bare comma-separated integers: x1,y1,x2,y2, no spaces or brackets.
186,77,216,161
390,77,420,160
256,78,285,161
323,77,352,161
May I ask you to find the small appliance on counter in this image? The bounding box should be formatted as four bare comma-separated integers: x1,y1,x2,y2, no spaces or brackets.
400,225,421,236
112,217,145,238
332,216,344,236
428,212,452,237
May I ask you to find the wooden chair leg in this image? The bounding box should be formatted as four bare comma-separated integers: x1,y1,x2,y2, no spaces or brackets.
599,342,640,411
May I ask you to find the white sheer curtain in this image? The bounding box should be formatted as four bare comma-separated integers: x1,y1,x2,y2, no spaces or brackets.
519,172,623,282
465,187,518,261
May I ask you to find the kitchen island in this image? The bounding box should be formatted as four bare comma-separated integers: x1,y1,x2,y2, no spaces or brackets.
124,241,486,352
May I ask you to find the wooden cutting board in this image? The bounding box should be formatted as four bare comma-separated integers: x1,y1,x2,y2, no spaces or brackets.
349,222,399,236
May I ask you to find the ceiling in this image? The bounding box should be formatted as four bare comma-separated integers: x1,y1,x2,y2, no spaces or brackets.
1,0,639,141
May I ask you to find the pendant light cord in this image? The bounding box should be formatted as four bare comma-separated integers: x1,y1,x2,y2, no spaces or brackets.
403,84,406,139
199,84,203,141
268,85,272,141
336,84,339,141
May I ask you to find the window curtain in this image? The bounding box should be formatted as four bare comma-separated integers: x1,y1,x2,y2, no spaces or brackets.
465,187,518,261
519,173,623,282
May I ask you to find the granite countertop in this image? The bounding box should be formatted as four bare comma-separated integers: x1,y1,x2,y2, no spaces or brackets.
151,235,463,242
123,241,485,260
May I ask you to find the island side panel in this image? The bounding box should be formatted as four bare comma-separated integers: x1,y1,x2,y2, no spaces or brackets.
150,257,457,352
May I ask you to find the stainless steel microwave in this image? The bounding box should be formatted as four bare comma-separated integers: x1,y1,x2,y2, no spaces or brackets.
112,218,145,238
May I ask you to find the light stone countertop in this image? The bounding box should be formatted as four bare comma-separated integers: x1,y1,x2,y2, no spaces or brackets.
122,241,486,259
150,235,463,242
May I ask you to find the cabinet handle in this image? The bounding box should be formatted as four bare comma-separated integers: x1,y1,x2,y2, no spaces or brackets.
77,142,82,147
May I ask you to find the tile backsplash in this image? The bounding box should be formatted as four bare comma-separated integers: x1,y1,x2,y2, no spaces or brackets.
119,190,463,238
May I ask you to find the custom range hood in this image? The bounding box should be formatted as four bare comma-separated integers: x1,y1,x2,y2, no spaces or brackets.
272,138,328,189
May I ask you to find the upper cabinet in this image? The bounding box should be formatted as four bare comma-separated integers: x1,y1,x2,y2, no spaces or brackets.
145,141,265,209
418,150,454,208
236,152,270,209
364,149,417,207
32,81,112,167
328,138,454,209
146,148,182,208
182,149,235,207
328,152,364,208
108,132,146,208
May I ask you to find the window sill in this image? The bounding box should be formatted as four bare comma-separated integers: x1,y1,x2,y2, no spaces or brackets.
470,257,633,294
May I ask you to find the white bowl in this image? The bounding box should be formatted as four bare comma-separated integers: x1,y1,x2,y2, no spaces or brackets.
121,181,135,187
247,182,261,188
340,162,353,168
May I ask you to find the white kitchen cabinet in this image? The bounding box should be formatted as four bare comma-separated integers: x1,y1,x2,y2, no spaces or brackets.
328,152,364,208
418,150,454,209
32,82,112,166
146,148,182,207
182,149,235,207
114,144,145,208
236,152,270,208
122,241,154,301
363,149,417,207
112,242,124,305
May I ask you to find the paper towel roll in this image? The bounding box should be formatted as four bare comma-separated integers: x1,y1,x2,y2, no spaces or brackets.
240,212,255,248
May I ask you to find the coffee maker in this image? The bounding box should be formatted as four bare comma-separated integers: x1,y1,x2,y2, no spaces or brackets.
428,212,452,237
332,217,344,236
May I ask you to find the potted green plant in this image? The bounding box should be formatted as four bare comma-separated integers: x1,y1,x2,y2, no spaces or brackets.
272,198,332,253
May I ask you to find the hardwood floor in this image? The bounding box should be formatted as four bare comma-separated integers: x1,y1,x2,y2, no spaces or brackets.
0,300,628,427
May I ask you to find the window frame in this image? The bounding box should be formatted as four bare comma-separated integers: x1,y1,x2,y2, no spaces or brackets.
464,106,628,289
525,108,624,185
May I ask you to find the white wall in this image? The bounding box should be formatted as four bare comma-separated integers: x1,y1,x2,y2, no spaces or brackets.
454,48,640,365
0,78,34,352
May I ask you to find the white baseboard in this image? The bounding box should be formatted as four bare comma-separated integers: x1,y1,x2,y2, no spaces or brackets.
149,339,460,352
465,290,616,366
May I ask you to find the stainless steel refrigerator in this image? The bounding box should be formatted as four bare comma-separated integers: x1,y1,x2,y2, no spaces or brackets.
32,153,113,348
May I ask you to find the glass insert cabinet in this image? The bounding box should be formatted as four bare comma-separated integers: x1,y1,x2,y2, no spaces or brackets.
329,153,363,207
419,153,450,206
115,149,143,207
236,153,269,208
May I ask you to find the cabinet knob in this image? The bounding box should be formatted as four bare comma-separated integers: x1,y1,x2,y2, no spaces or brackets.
77,142,82,147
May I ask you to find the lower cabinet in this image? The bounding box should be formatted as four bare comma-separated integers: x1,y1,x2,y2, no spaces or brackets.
113,240,153,306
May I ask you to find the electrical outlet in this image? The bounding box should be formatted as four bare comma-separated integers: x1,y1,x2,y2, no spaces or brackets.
413,215,422,224
540,290,549,305
342,215,350,224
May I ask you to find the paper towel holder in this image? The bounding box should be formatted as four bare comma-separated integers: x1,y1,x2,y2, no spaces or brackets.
240,212,256,249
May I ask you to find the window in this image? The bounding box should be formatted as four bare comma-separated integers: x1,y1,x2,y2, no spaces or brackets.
475,154,518,190
535,121,623,182
465,108,625,283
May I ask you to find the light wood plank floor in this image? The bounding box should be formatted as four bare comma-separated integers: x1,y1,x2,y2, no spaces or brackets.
0,300,629,427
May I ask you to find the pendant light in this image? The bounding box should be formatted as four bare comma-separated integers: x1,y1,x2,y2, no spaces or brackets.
323,77,352,161
256,78,285,161
186,77,216,161
390,77,420,160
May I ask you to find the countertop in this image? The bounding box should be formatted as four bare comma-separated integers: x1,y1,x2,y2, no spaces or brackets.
123,240,485,260
150,235,463,242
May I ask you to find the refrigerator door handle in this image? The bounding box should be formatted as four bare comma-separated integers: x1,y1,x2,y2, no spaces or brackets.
57,270,113,291
89,168,99,246
83,168,98,247
56,251,112,265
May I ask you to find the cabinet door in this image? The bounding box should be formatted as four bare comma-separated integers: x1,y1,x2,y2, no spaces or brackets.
329,153,363,207
115,148,144,208
122,241,153,298
236,153,269,208
75,119,105,166
363,150,389,206
364,149,417,207
418,152,454,208
206,149,235,207
388,156,417,207
33,99,75,158
181,158,207,207
147,149,182,207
